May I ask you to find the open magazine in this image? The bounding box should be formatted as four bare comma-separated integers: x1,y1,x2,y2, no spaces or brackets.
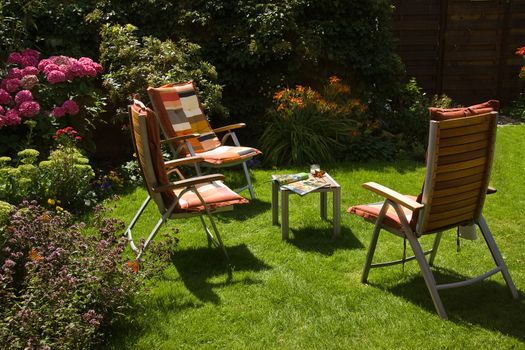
272,172,330,196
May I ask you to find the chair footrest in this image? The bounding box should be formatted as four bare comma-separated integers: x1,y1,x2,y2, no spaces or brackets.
436,267,502,290
371,249,433,268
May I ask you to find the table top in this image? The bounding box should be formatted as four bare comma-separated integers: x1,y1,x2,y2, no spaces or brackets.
273,171,340,194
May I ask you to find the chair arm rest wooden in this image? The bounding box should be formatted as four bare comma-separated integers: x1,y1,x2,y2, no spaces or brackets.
487,186,497,195
164,156,204,170
152,174,225,193
212,123,246,134
362,182,424,211
160,133,200,145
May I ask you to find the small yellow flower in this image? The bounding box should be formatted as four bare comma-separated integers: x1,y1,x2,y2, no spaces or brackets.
47,198,56,206
56,206,64,213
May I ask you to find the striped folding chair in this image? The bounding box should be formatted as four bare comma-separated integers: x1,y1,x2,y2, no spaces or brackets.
125,101,248,261
147,81,261,200
348,108,519,319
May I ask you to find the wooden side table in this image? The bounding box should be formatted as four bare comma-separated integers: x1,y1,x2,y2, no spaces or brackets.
271,173,341,240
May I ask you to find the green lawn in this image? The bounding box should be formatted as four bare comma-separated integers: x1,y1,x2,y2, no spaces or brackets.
106,125,525,349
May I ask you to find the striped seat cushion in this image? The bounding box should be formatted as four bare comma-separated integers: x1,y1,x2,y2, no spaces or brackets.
348,195,418,231
191,145,261,165
148,81,221,155
174,180,248,213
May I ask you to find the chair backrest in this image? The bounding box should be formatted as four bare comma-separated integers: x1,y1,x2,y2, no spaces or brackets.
129,102,176,213
147,81,221,155
416,111,498,234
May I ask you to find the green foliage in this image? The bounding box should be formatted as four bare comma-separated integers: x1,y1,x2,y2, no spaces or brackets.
260,77,364,165
0,145,95,212
0,200,13,227
505,94,525,122
99,24,225,121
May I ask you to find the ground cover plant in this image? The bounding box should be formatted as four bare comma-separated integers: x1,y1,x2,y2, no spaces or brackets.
102,125,525,349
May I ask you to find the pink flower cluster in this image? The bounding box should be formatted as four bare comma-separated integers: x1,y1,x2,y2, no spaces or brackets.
38,56,102,84
52,100,80,118
53,126,81,141
0,49,103,128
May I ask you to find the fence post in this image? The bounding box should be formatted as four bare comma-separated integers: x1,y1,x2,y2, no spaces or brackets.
436,0,448,95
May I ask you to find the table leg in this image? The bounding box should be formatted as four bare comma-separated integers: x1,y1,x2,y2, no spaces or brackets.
320,192,327,219
333,187,341,238
281,190,289,240
272,180,279,225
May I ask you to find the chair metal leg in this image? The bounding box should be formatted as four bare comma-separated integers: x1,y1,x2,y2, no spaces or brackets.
477,216,519,299
136,217,165,260
428,231,443,266
194,189,229,261
125,196,151,254
392,203,448,319
242,161,256,200
362,200,389,283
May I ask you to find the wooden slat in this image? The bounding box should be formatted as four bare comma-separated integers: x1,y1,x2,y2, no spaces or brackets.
434,172,485,190
427,204,477,222
439,131,489,147
436,157,486,174
439,140,487,156
439,120,491,138
426,212,474,231
434,164,486,181
430,196,479,214
433,181,482,198
431,191,479,206
438,113,493,129
438,148,488,165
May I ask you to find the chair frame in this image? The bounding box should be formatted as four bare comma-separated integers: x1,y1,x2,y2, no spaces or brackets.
358,112,519,319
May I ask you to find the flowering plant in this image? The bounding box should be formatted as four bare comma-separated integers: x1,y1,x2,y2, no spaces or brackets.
0,49,105,155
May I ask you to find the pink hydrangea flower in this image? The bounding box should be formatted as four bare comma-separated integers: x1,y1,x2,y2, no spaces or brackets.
20,56,39,68
4,78,20,93
20,75,39,90
51,106,67,118
62,100,79,115
0,89,10,104
22,49,40,59
51,55,69,65
92,62,103,72
7,52,23,65
69,60,85,77
19,101,40,117
47,70,66,84
38,59,51,71
83,65,97,77
15,90,33,105
4,109,21,126
22,66,39,76
8,68,23,79
43,64,60,75
78,57,94,65
0,106,4,114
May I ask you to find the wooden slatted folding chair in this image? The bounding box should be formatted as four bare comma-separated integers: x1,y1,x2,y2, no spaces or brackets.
125,101,248,260
348,111,519,319
147,81,261,200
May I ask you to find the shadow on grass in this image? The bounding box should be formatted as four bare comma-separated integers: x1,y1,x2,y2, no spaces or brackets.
215,198,271,222
287,226,364,255
372,267,525,340
170,243,271,304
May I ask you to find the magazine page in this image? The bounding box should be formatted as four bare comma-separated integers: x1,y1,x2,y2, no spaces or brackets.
281,177,329,196
271,172,309,185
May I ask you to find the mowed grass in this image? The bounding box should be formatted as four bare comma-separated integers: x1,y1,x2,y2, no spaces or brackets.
106,125,525,349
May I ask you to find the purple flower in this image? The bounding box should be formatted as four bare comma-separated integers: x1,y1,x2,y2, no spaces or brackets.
20,75,39,90
0,89,10,104
22,66,39,76
3,259,16,269
7,52,23,65
51,106,67,118
15,90,33,105
62,100,79,115
46,70,66,84
4,78,20,93
19,101,40,117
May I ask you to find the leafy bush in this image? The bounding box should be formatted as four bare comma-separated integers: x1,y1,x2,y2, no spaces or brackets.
260,77,365,165
99,24,225,121
504,94,525,122
0,201,173,349
0,49,105,155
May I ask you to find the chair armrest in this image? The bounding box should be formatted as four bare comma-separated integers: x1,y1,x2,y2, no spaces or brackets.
152,174,225,193
487,186,497,195
213,123,246,134
160,133,200,145
362,182,424,211
164,156,204,169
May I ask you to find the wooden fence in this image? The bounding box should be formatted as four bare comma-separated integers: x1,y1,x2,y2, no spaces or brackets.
392,0,525,106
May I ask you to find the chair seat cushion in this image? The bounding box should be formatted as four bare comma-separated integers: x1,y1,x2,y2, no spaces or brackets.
190,145,262,165
428,100,499,121
348,195,418,231
174,180,248,212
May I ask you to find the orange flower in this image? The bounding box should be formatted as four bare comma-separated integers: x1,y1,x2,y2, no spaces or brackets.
30,248,43,262
352,130,361,137
127,260,139,273
295,85,305,92
273,90,285,101
516,46,525,56
335,83,351,94
329,75,341,85
277,103,285,111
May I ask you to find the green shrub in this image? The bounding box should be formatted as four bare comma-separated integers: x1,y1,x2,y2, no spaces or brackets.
99,24,225,121
260,77,364,165
505,94,525,122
